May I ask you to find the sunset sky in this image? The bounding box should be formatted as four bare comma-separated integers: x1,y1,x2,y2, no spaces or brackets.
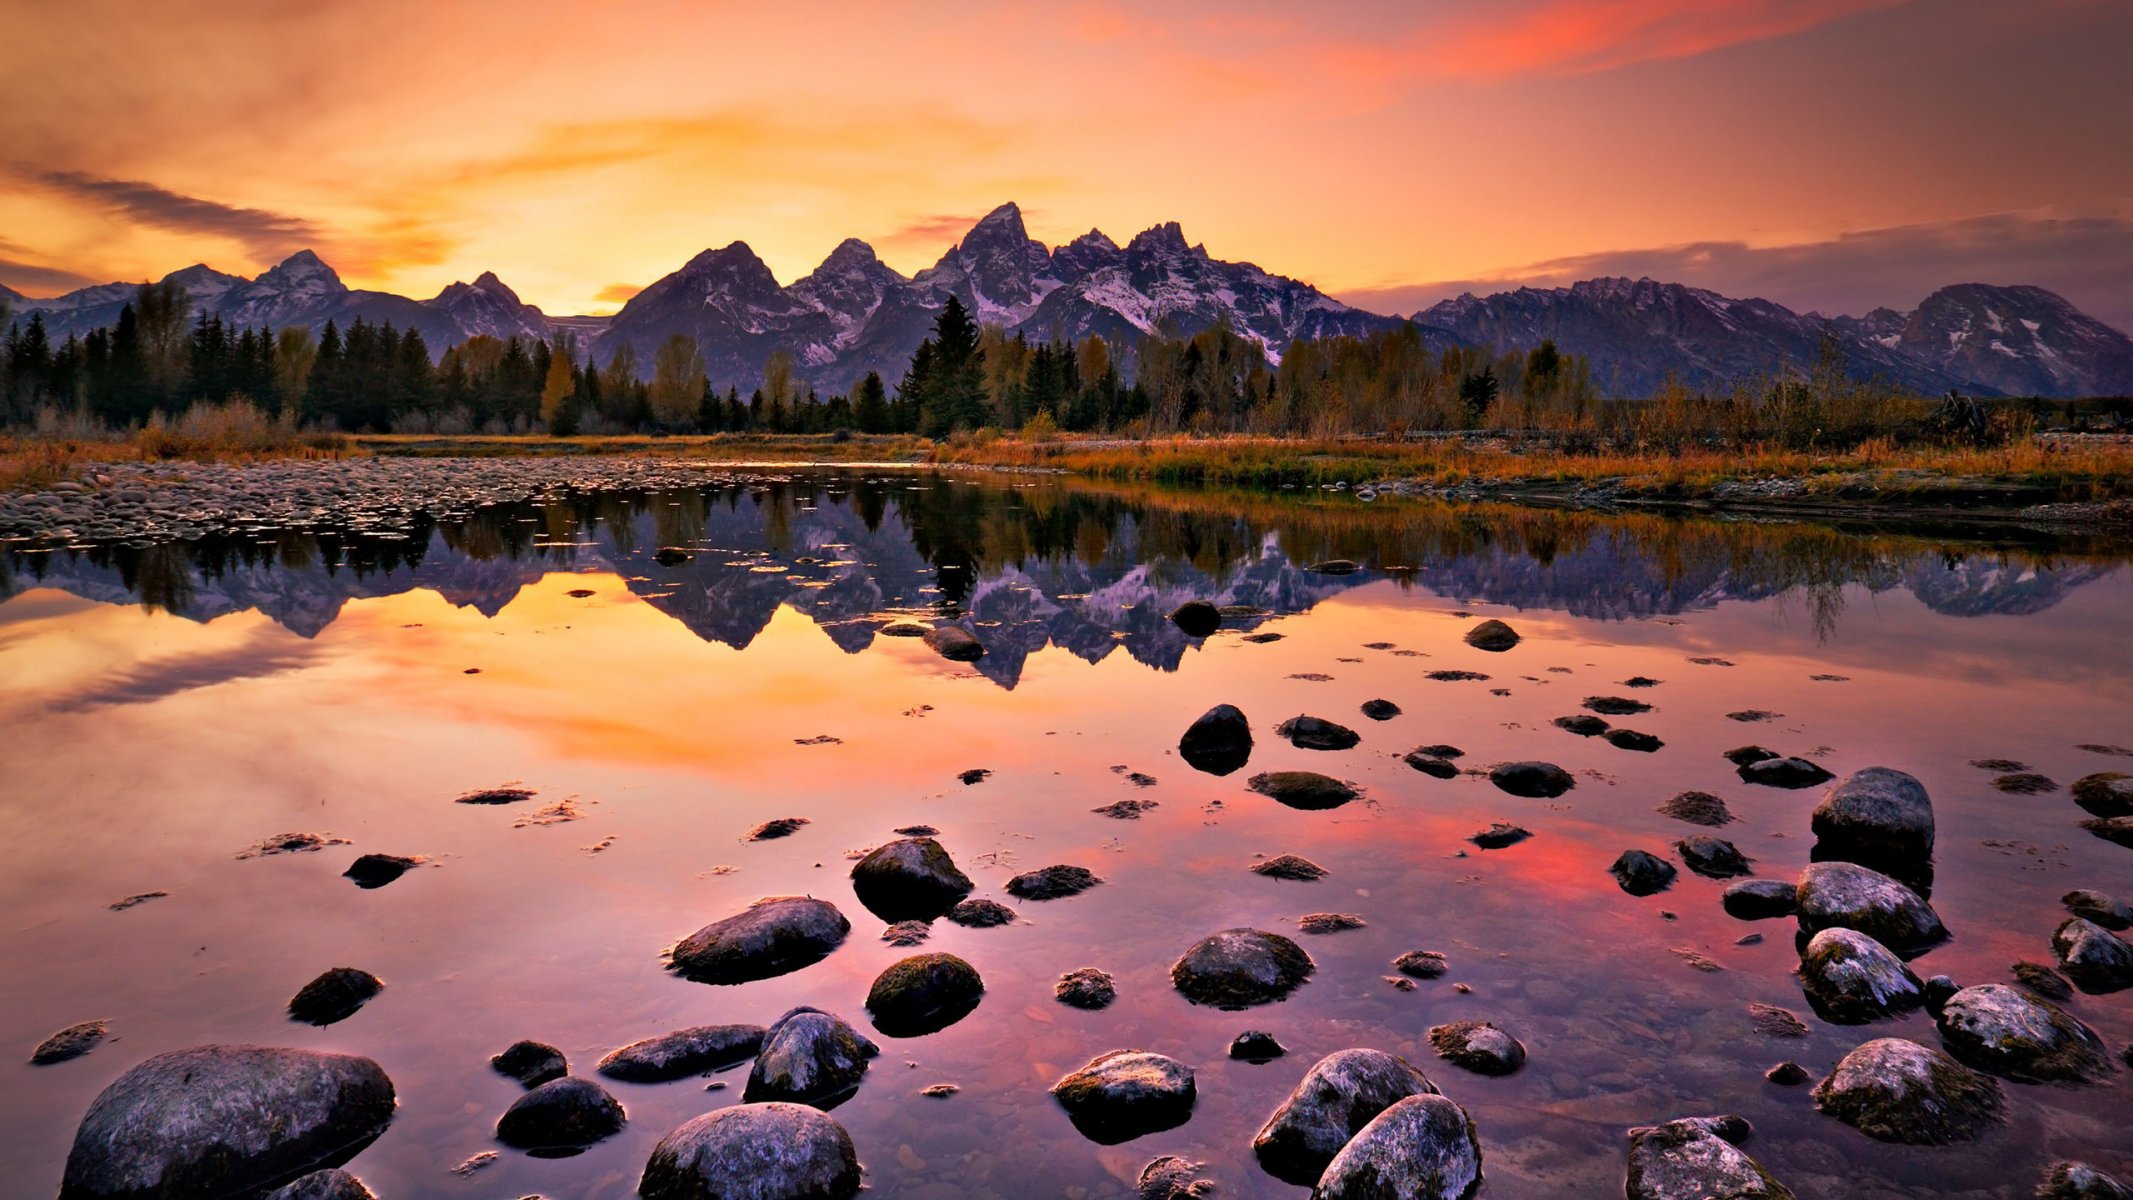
4,0,2130,326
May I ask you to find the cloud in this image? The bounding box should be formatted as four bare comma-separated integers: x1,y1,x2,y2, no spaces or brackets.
1338,208,2133,334
47,632,317,712
1412,0,1915,80
0,236,95,295
24,169,323,260
595,282,642,304
871,213,992,256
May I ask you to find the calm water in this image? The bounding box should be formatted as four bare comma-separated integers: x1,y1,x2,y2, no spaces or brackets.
3,469,2131,1198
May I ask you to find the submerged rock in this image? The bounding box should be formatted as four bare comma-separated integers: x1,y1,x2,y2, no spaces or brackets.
1585,695,1651,715
1470,822,1532,850
1254,854,1329,881
1050,1050,1196,1144
1278,715,1362,751
1360,699,1401,721
1659,791,1735,827
1056,967,1117,1010
491,1040,568,1088
1427,1021,1526,1076
1464,619,1521,651
31,1021,108,1066
1313,1093,1482,1200
263,1170,374,1200
1737,754,1834,789
654,546,692,565
638,1102,861,1200
1006,864,1102,900
1249,771,1358,810
1180,704,1254,775
61,1045,395,1200
1230,1031,1286,1061
1169,601,1221,638
1171,928,1316,1008
342,853,421,889
1811,1038,2002,1144
1798,928,1923,1023
1934,984,2111,1083
1795,862,1948,958
1298,912,1366,934
922,624,984,661
1138,1155,1218,1200
2063,888,2133,930
1678,836,1752,879
2014,961,2074,1001
1626,1115,1793,1200
865,953,984,1036
1553,714,1610,737
744,1008,879,1109
1610,850,1678,896
2071,772,2133,817
2052,918,2133,992
1606,728,1664,753
944,898,1015,928
1403,750,1459,779
748,817,811,841
597,1025,766,1083
1393,950,1449,979
1251,1048,1437,1184
1308,559,1361,574
2082,815,2133,848
1723,879,1799,921
669,896,851,984
495,1076,625,1151
1490,761,1575,798
287,968,382,1027
2038,1162,2133,1200
1811,768,1935,880
850,838,974,920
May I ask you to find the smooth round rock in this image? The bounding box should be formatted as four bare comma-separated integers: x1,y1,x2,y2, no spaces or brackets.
598,1025,766,1083
1626,1116,1793,1200
1050,1050,1196,1144
1795,862,1947,958
1169,601,1221,638
865,953,984,1036
32,1021,109,1066
744,1008,879,1108
1171,929,1316,1009
1812,768,1935,878
1252,1049,1437,1184
265,1170,375,1200
1138,1155,1218,1200
1723,879,1798,920
1006,864,1102,900
1464,619,1520,651
1678,836,1752,879
850,838,973,920
2071,772,2133,817
1798,928,1923,1024
1313,1093,1482,1200
944,898,1015,928
638,1102,861,1200
1935,983,2112,1083
1056,968,1117,1010
1277,715,1361,751
287,968,382,1027
1230,1031,1285,1061
2054,918,2133,992
1610,850,1677,896
496,1075,624,1151
2039,1161,2133,1200
669,896,851,984
1179,705,1253,775
492,1039,568,1087
1490,761,1574,798
1403,751,1459,779
1739,755,1834,789
61,1045,395,1200
1812,1038,2002,1144
2062,889,2133,931
1428,1021,1526,1076
1248,771,1357,810
922,625,983,661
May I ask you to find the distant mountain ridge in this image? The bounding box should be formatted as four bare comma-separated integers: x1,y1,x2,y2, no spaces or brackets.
9,204,2132,397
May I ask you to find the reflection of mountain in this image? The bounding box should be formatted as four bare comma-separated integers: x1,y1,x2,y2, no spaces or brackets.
1,476,2121,687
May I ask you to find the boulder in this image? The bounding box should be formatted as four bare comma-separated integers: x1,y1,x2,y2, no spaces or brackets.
1171,928,1315,1008
1180,704,1254,775
1055,968,1117,1010
598,1024,767,1082
1138,1156,1218,1200
495,1076,625,1151
2052,918,2133,993
1626,1116,1793,1200
60,1046,394,1200
744,1008,879,1108
2063,888,2133,930
1427,1021,1526,1076
1811,1038,2001,1144
491,1040,568,1088
922,624,984,661
1678,836,1752,879
669,896,851,984
1934,983,2111,1083
2071,772,2133,817
850,838,974,920
1610,850,1677,896
1050,1050,1196,1144
1723,879,1798,921
1278,715,1361,751
1249,771,1358,810
2039,1162,2133,1200
1005,864,1102,900
1251,1049,1437,1184
944,897,1015,928
1312,1094,1481,1200
1231,1031,1286,1061
1797,928,1923,1023
1795,862,1947,958
1811,768,1935,881
342,853,420,889
1169,601,1221,638
1464,619,1520,651
286,968,382,1027
1490,761,1575,798
865,953,984,1036
638,1102,861,1200
264,1171,374,1200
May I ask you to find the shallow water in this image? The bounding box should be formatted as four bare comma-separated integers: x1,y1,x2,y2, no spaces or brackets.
3,469,2131,1199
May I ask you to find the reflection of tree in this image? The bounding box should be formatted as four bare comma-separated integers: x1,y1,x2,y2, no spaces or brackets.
129,542,195,615
652,488,708,551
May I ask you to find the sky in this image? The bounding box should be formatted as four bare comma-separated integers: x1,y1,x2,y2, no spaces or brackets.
3,0,2131,328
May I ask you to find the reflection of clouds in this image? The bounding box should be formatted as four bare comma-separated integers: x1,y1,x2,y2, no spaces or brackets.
46,626,317,712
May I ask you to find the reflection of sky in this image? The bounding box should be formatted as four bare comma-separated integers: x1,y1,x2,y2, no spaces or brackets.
2,535,2131,1197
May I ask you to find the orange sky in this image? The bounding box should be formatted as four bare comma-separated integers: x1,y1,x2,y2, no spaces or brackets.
3,0,2130,322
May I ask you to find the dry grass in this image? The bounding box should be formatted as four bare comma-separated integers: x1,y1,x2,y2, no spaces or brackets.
346,432,934,462
0,400,354,491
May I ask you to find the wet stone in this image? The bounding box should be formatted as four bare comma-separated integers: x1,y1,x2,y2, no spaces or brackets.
492,1040,568,1088
1360,698,1401,721
2062,888,2133,930
1934,983,2111,1083
1812,1038,2002,1145
638,1102,861,1200
31,1020,108,1067
1993,772,2058,795
866,953,984,1037
2072,772,2133,817
1626,1115,1793,1200
1428,1021,1526,1076
1795,862,1948,958
1553,714,1610,736
850,838,974,920
1298,912,1366,933
1659,791,1734,827
1606,728,1664,752
1811,767,1935,879
1006,864,1101,900
2052,918,2133,993
748,818,810,841
1677,836,1752,879
1138,1155,1217,1200
744,1007,879,1108
1723,879,1799,921
1251,1048,1438,1184
2012,960,2074,1001
1171,928,1315,1008
957,768,990,786
1252,854,1328,881
1230,1031,1285,1061
597,1024,766,1083
1314,1093,1482,1200
1750,1003,1811,1039
264,1170,374,1200
1394,950,1449,979
2082,815,2133,847
1055,968,1117,1010
1094,798,1159,819
1248,771,1358,810
1798,929,1923,1024
1585,695,1651,715
1403,751,1459,779
342,853,421,889
1050,1050,1196,1145
1766,1062,1810,1086
1490,761,1575,798
1738,755,1834,789
921,624,984,661
1610,850,1678,896
454,786,536,805
1179,704,1254,775
669,896,852,984
1277,714,1361,751
944,898,1015,928
1464,619,1521,651
1470,822,1532,849
495,1076,625,1152
1168,601,1220,638
880,920,930,947
2038,1162,2133,1200
287,967,382,1027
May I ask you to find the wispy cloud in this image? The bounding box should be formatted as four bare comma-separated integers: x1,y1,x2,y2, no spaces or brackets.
0,236,96,296
24,169,322,260
47,631,318,712
871,213,992,256
594,282,642,304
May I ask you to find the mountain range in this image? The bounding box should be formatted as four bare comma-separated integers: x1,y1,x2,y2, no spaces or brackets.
8,203,2132,398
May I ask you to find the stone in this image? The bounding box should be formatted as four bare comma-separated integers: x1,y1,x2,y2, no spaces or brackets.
1313,1094,1482,1200
1278,715,1362,751
1006,864,1102,900
1050,1050,1196,1144
1180,704,1253,775
1626,1116,1793,1200
1795,862,1947,958
744,1008,879,1109
342,853,420,889
1403,751,1459,779
2039,1162,2133,1200
491,1040,567,1087
865,953,984,1037
2052,918,2133,993
60,1046,394,1200
1811,1038,2002,1144
1464,619,1520,650
638,1102,861,1200
922,624,983,661
1766,1062,1810,1086
1993,772,2058,795
1798,928,1923,1023
2083,816,2133,848
264,1170,374,1200
1393,950,1449,979
1249,771,1358,810
1934,983,2111,1083
31,1021,108,1066
1171,928,1316,1008
1254,854,1328,881
1056,968,1117,1010
1553,714,1609,736
1427,1021,1526,1076
1677,836,1752,879
669,896,851,984
2063,888,2133,930
944,898,1015,928
880,620,928,637
1251,1049,1437,1184
1585,695,1651,715
1299,912,1366,933
1470,822,1532,849
1606,729,1664,752
598,1025,767,1083
1738,755,1834,789
748,818,810,840
495,1076,625,1151
654,546,692,565
1138,1155,1217,1200
1490,761,1575,798
880,920,930,947
1811,768,1935,880
2071,772,2133,817
1722,879,1798,921
1658,791,1734,827
850,838,973,920
1750,1004,1810,1038
1610,850,1678,896
2013,961,2074,1001
1360,699,1401,721
1230,1031,1285,1061
287,968,382,1027
1169,601,1221,638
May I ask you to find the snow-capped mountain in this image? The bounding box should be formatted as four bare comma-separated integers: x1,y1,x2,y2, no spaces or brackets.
1833,283,2133,399
424,271,551,346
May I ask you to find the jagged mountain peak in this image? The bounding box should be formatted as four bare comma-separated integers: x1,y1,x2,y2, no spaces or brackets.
968,201,1029,238
1126,221,1197,258
816,238,883,272
256,249,345,293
